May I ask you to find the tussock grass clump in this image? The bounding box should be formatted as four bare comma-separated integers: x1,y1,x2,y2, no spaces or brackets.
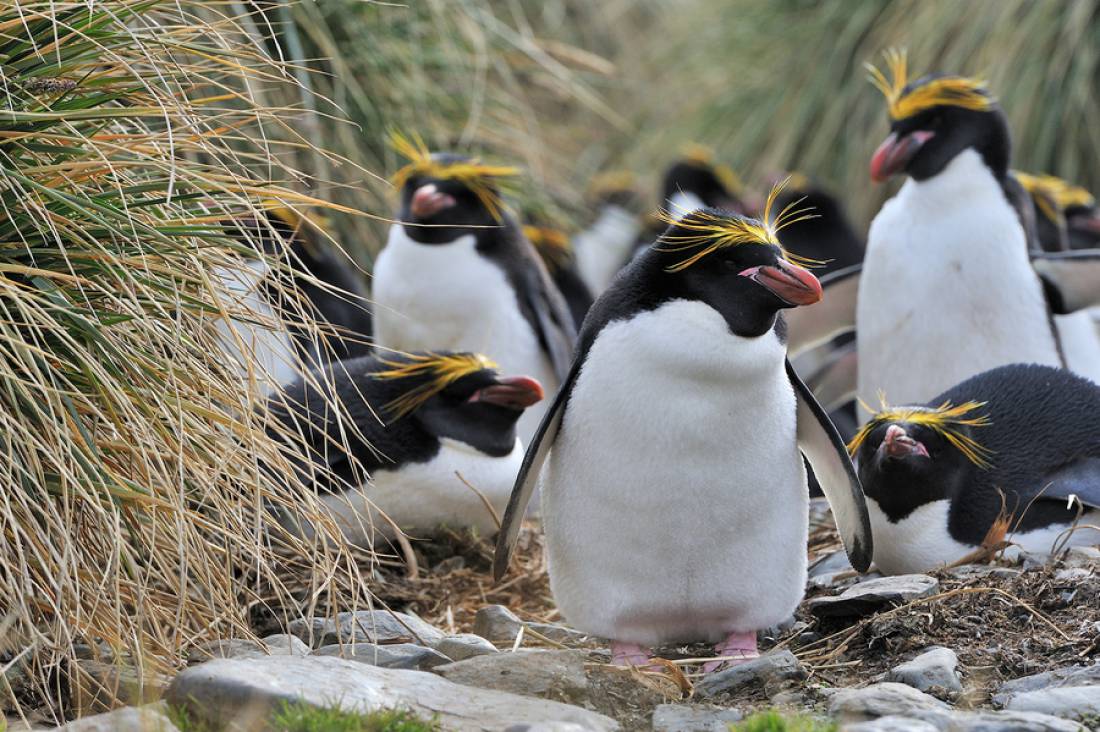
0,0,369,720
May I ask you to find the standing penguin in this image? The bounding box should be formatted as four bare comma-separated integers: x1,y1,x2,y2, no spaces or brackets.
850,363,1100,575
662,145,752,216
494,187,872,671
373,134,575,445
523,222,594,329
267,351,543,544
786,51,1100,409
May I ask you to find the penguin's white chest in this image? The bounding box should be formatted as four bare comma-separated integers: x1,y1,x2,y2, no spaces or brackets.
372,228,557,441
541,300,809,645
867,499,973,575
858,150,1061,409
319,437,523,545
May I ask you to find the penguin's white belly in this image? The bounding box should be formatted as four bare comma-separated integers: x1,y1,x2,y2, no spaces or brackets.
858,150,1061,411
319,437,523,545
1056,312,1100,385
213,260,298,396
870,499,1100,574
372,228,558,442
541,300,808,646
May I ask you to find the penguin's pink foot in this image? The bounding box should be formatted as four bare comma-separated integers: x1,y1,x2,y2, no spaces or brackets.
610,641,656,669
702,631,759,674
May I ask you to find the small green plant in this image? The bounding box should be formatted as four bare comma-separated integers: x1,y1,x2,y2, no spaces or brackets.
270,701,439,732
731,710,838,732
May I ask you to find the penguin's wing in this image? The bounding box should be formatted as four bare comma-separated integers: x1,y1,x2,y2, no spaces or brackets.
1035,457,1100,511
1032,250,1100,314
493,358,581,581
521,255,578,382
787,359,874,571
783,264,861,357
805,342,858,413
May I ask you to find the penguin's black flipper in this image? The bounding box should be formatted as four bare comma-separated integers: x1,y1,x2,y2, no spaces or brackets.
1032,250,1100,314
1037,457,1100,511
787,359,874,572
493,359,581,581
783,264,861,357
522,258,578,382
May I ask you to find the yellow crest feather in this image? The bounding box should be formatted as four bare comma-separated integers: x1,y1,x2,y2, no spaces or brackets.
587,170,638,198
523,225,572,271
654,178,821,273
389,131,519,221
848,398,993,469
1014,171,1095,217
373,352,498,419
866,48,994,121
678,144,744,196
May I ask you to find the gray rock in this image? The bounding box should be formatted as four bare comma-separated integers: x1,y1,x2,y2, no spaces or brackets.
994,663,1100,705
650,703,743,731
829,682,950,723
759,617,799,641
809,575,939,618
189,639,267,663
260,634,310,657
71,661,170,712
473,605,524,642
948,564,1022,581
945,710,1087,731
286,616,328,646
808,549,852,578
313,642,452,670
888,647,963,696
525,622,592,645
50,704,178,731
1005,686,1100,719
290,610,445,649
695,650,806,698
434,649,588,703
435,633,499,661
1063,546,1100,568
1054,568,1093,582
844,717,938,732
502,725,592,732
166,656,618,731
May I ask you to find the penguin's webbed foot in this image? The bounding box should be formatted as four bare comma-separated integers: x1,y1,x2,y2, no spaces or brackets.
702,631,759,674
610,641,658,670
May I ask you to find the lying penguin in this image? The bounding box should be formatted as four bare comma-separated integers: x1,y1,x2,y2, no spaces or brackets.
494,185,872,672
268,351,543,544
373,133,574,446
850,363,1100,575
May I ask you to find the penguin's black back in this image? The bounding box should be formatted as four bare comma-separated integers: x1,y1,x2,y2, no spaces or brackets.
934,364,1100,533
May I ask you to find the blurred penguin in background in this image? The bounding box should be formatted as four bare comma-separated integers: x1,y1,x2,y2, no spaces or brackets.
573,171,645,295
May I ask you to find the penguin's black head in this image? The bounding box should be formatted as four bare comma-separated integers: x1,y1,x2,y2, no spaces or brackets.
868,52,1007,182
644,193,823,338
375,352,543,457
391,134,519,244
587,170,644,212
661,148,748,214
850,401,992,518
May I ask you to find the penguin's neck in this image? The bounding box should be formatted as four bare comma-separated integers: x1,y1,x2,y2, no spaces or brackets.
898,149,1009,213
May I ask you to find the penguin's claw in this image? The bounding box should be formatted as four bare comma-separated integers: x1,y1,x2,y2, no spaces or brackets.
702,631,759,674
610,641,657,670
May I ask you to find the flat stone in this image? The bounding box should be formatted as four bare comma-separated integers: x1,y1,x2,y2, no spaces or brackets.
434,649,588,704
844,717,938,732
946,710,1086,731
994,663,1100,705
808,549,853,578
50,704,178,731
809,575,939,618
189,639,267,663
1063,546,1100,568
435,634,499,661
829,682,950,723
947,564,1023,581
501,725,592,732
695,650,806,698
650,703,743,731
473,605,523,642
525,622,592,645
165,656,618,731
313,642,451,671
260,634,310,656
289,610,445,649
286,616,328,646
71,661,171,713
1005,686,1100,719
887,647,963,697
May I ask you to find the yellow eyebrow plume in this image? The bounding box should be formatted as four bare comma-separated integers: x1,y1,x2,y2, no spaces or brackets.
523,225,572,272
848,398,994,469
1014,171,1096,216
389,130,520,221
373,352,498,419
654,178,821,273
865,48,994,121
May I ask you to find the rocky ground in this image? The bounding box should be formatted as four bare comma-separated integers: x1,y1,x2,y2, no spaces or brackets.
11,502,1100,731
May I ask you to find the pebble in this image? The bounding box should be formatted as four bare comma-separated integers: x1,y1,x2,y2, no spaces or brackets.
434,649,589,704
844,711,1084,731
260,634,311,656
48,704,179,731
435,633,500,661
809,574,939,618
288,610,445,649
189,639,267,663
650,703,743,731
1005,686,1100,719
165,655,619,731
994,662,1100,706
887,646,963,697
829,682,950,722
313,642,452,670
471,605,590,645
695,650,806,698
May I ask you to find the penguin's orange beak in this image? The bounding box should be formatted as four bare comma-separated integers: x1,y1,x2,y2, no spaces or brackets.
870,130,935,183
740,259,823,307
410,183,456,219
881,424,930,459
468,376,544,410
